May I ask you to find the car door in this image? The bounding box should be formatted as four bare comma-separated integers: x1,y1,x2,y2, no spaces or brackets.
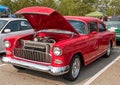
0,20,34,52
85,22,101,62
98,22,108,52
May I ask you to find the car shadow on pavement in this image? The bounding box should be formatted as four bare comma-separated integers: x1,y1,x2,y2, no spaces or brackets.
0,53,5,61
17,50,120,85
116,41,120,46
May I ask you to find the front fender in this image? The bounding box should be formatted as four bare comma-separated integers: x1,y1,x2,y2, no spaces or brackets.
51,38,86,67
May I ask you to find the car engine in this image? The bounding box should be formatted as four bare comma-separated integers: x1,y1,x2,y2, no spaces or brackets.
33,36,56,43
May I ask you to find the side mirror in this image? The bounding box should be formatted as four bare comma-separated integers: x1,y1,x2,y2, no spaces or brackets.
91,31,97,34
4,29,11,33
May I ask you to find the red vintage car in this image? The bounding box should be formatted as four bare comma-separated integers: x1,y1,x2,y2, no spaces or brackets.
2,7,116,81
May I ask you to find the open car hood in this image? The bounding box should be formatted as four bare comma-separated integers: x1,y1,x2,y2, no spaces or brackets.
15,6,79,34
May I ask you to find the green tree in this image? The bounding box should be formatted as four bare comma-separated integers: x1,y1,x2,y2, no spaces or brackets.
110,0,120,16
1,0,120,16
11,0,40,13
57,0,96,16
0,0,40,13
38,0,57,9
93,0,108,15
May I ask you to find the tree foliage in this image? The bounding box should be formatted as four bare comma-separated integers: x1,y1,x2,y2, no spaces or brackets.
109,0,120,16
57,0,96,16
0,0,119,16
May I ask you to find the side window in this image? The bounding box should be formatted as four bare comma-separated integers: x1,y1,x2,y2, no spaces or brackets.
20,20,32,30
5,21,20,32
98,23,106,32
68,20,87,34
88,22,98,33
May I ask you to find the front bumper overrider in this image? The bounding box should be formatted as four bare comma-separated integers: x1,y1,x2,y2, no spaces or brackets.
2,57,69,75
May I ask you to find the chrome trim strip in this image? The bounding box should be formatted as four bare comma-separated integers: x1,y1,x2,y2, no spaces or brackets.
2,57,69,75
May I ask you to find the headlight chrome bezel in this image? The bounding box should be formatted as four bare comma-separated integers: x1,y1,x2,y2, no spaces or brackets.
53,47,62,56
5,40,11,48
34,37,38,42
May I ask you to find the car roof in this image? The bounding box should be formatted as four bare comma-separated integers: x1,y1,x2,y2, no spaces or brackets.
64,16,102,23
111,16,120,21
105,21,120,23
0,18,26,21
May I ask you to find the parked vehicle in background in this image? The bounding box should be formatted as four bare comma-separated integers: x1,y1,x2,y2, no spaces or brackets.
2,7,116,81
0,18,34,53
110,16,120,21
105,21,120,42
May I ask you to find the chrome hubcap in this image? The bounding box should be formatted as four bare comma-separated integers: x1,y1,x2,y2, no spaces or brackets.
107,42,111,56
72,58,80,78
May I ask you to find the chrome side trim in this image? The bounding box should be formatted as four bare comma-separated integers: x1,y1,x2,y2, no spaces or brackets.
2,57,69,75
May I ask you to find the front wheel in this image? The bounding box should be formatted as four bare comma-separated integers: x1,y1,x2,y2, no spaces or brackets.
104,42,112,58
63,55,81,81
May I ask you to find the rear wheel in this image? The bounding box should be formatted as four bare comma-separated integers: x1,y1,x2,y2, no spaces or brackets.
63,55,81,81
104,42,112,58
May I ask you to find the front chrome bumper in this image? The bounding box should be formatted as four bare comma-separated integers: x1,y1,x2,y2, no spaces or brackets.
2,57,69,75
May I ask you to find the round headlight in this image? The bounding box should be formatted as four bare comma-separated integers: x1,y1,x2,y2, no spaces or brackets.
5,41,11,48
34,37,38,42
53,47,62,56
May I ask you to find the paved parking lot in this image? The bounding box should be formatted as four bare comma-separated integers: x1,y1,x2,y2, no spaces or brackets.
0,46,120,85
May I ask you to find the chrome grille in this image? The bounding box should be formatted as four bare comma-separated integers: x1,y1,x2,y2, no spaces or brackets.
14,48,51,63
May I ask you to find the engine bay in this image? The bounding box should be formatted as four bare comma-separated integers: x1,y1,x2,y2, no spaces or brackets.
15,31,73,51
33,36,56,43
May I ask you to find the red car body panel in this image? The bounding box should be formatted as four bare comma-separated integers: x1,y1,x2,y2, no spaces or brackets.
3,7,116,76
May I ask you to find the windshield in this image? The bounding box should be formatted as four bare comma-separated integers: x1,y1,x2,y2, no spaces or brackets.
105,22,120,28
68,20,86,34
0,20,8,30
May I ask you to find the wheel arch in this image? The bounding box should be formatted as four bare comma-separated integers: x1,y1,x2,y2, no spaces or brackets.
63,52,84,81
70,52,85,66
